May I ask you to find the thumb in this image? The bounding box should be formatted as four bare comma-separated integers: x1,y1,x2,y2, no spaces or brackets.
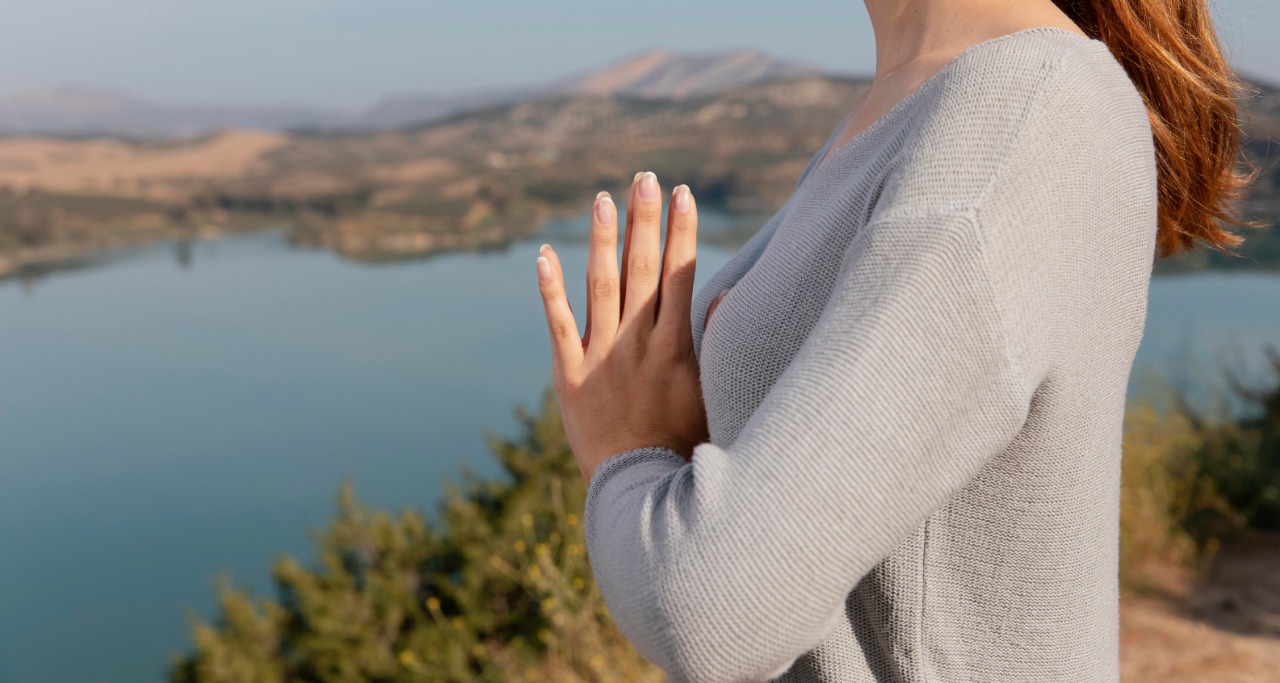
705,288,729,328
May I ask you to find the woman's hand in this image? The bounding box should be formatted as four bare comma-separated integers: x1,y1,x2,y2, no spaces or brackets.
535,171,709,486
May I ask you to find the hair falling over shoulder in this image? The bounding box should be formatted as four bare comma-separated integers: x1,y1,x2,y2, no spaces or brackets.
1052,0,1269,258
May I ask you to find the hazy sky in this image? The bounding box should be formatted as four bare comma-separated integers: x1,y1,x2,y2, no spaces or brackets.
1,0,1274,109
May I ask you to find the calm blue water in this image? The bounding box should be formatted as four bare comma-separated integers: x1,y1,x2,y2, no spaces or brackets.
1,215,1277,683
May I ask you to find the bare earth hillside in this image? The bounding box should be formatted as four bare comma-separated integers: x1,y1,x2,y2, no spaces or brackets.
1121,535,1280,682
0,73,1274,279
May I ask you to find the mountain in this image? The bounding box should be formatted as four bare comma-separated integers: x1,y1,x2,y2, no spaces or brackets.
2,64,1277,276
0,71,871,275
353,85,543,131
0,87,346,137
0,50,826,137
546,48,822,100
349,50,820,130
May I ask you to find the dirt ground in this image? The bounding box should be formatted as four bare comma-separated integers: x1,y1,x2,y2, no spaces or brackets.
1121,534,1280,682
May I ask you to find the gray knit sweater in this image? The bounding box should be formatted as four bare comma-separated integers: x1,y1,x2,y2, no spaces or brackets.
583,26,1157,683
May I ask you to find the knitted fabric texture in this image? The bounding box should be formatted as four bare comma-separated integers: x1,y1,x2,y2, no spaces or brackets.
583,26,1158,683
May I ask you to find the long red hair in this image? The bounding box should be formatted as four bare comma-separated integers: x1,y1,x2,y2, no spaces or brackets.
1052,0,1269,257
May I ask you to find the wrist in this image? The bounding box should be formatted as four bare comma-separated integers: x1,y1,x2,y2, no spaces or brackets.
582,441,693,486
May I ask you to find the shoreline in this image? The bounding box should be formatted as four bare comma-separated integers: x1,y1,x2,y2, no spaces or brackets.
3,202,1276,282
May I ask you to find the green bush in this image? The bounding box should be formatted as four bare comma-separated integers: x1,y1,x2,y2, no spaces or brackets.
171,347,1280,678
1172,344,1280,540
1120,345,1280,589
168,385,662,683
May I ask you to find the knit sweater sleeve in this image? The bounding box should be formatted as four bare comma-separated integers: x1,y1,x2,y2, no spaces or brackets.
582,209,1046,683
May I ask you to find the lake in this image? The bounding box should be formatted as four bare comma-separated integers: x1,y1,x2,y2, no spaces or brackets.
2,213,1278,683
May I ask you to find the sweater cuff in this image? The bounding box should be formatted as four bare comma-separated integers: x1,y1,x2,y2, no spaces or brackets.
583,446,687,550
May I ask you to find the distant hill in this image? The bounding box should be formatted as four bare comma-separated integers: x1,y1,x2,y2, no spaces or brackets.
0,87,346,137
354,86,542,131
350,49,821,130
0,71,874,275
0,66,1274,277
0,50,828,137
1239,73,1280,209
545,48,821,99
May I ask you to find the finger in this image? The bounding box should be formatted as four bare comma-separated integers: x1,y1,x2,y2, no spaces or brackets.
543,242,574,314
543,245,582,350
581,190,609,348
656,183,698,340
585,190,620,358
619,171,642,314
536,246,584,381
620,170,663,332
705,289,727,330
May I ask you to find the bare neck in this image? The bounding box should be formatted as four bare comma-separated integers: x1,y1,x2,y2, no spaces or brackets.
859,0,1085,82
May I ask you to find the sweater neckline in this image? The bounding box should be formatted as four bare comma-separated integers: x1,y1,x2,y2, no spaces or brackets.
802,26,1097,185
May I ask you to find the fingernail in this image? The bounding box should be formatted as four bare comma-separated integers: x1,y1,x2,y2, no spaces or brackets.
539,243,549,254
536,256,551,282
595,195,614,223
596,190,609,200
634,171,643,183
639,171,657,200
674,185,690,213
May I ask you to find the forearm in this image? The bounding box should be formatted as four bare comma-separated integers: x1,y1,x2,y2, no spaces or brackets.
584,445,848,682
581,211,1043,683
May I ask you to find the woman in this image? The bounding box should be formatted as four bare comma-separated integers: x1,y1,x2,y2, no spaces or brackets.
533,0,1260,681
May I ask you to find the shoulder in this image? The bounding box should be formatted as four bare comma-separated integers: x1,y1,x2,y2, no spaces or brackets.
871,28,1153,223
862,31,1159,385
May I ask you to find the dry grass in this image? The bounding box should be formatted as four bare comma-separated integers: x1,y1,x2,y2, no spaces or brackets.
0,130,286,200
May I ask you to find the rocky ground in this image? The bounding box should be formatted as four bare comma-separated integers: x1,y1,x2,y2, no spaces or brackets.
1121,534,1280,682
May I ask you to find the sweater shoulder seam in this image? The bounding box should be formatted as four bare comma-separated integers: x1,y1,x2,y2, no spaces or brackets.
971,49,1075,210
851,208,1034,401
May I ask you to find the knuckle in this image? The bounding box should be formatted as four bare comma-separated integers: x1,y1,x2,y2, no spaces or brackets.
670,215,697,234
613,331,647,366
549,318,577,341
630,253,659,279
634,202,663,223
538,281,559,301
557,374,584,400
590,224,616,247
630,335,651,365
650,329,684,360
591,277,616,300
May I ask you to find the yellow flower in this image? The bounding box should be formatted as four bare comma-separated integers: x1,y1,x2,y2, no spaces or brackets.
426,597,441,611
535,543,550,557
572,576,586,591
537,628,553,642
526,565,542,579
472,643,486,658
450,616,464,630
398,649,418,666
566,513,579,527
541,596,556,611
514,539,527,553
521,512,533,528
